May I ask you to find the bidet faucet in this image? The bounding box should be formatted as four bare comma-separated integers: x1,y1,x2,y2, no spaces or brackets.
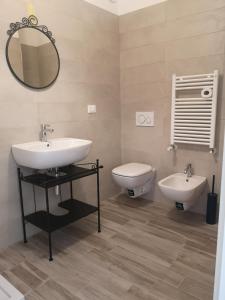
40,124,54,142
184,163,193,178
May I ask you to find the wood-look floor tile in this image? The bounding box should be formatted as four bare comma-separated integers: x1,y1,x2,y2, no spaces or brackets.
169,261,214,286
109,245,184,286
10,264,42,289
88,248,157,289
26,290,45,300
0,196,217,300
185,238,217,257
151,280,200,300
124,284,158,300
180,277,213,300
0,247,24,272
35,279,80,300
1,270,31,295
22,261,48,281
76,284,119,300
176,247,215,274
111,232,178,267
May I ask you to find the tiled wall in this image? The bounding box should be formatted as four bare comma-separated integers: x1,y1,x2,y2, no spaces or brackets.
0,0,120,249
1,0,225,249
120,0,225,213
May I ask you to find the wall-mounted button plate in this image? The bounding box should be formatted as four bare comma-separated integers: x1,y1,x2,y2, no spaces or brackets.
136,112,154,127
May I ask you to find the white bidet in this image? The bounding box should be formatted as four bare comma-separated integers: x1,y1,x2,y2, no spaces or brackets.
158,173,206,210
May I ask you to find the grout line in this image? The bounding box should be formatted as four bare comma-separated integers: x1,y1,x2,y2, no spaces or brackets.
119,4,225,34
164,4,225,23
120,30,225,53
120,53,225,72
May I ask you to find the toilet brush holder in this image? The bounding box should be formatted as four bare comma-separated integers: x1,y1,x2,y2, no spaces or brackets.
206,175,217,225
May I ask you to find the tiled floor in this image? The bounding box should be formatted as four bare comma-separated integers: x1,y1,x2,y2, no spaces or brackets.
0,196,217,300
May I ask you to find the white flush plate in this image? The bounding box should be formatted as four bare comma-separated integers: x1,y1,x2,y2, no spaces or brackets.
136,112,155,127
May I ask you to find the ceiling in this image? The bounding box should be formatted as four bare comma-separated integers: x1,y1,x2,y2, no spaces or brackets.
84,0,167,15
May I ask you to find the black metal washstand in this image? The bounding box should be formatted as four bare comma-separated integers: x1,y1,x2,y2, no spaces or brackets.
17,160,103,261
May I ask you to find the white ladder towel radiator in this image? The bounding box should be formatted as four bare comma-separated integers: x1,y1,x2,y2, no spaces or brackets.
169,70,219,153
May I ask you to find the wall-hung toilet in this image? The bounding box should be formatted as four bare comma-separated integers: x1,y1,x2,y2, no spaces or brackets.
112,163,155,198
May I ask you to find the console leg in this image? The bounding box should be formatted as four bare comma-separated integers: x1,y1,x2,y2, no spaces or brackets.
70,181,73,199
45,188,53,261
48,232,53,262
17,168,27,243
96,159,101,233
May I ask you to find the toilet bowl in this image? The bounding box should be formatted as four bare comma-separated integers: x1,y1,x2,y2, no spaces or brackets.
112,163,155,198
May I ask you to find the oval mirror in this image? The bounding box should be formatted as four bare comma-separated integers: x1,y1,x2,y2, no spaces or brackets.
6,16,60,89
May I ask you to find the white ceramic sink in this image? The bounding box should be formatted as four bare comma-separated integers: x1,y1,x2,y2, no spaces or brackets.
158,173,206,208
12,138,92,169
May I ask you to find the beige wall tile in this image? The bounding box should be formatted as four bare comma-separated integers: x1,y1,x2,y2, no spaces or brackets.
0,102,38,128
121,43,165,68
121,98,170,121
120,23,166,50
166,7,225,41
121,82,168,103
0,0,121,250
121,62,166,86
165,55,225,80
166,0,225,21
1,0,225,251
119,2,166,33
120,7,225,51
120,1,225,215
165,31,225,62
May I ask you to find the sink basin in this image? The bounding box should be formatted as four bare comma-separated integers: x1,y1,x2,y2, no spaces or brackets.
12,138,92,169
158,173,207,210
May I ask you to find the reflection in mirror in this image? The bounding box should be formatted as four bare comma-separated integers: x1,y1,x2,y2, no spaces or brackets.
6,16,60,89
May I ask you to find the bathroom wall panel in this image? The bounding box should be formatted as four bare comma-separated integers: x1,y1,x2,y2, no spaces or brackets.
166,0,225,21
0,0,120,249
119,2,166,33
1,0,225,250
165,7,225,41
121,82,168,104
120,0,225,214
165,31,225,62
120,62,166,85
120,43,165,69
120,23,166,50
33,0,119,33
121,6,225,51
165,55,225,81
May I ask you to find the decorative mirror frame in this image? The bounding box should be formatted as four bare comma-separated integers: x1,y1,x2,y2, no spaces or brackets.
6,15,60,89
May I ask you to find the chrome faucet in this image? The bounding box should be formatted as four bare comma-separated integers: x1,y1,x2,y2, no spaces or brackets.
40,124,54,142
184,163,193,178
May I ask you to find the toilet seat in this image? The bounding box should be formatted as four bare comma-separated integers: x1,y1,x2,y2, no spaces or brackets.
112,163,153,177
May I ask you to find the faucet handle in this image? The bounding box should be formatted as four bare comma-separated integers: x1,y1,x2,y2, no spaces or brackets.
41,124,53,130
185,163,191,168
184,163,192,173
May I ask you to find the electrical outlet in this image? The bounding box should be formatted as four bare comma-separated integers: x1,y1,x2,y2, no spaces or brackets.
88,105,96,114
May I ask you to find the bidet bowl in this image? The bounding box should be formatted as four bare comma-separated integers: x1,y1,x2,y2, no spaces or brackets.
12,138,92,169
158,173,207,204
